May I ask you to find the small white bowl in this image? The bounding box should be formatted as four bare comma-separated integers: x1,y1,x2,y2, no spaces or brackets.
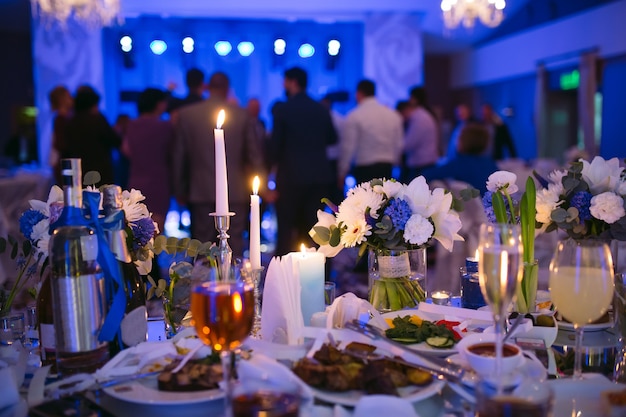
456,333,524,377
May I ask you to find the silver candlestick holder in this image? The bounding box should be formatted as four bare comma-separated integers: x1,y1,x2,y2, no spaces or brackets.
242,266,265,339
210,212,235,281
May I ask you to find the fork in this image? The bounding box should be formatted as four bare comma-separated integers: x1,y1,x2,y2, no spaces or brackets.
344,320,465,383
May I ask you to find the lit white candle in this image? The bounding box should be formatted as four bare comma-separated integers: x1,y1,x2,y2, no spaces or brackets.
250,176,261,269
431,291,450,305
294,244,325,326
214,109,229,215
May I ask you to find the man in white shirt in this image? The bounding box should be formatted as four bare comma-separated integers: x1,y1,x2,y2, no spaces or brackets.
338,79,404,188
403,86,439,183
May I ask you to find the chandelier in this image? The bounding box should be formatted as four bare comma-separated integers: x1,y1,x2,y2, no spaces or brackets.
30,0,121,27
441,0,506,30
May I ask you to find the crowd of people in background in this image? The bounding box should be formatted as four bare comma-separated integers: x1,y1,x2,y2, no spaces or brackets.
45,66,518,259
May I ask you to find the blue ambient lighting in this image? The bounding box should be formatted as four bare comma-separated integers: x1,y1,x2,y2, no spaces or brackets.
182,37,194,53
150,40,167,55
274,39,286,55
328,39,340,56
298,43,315,58
237,41,255,57
215,41,232,56
120,35,132,52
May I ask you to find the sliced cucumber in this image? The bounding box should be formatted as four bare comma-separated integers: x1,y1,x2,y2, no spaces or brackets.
426,336,451,348
391,337,420,344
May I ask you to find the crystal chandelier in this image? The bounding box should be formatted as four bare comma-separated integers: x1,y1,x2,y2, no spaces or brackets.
30,0,121,27
441,0,506,30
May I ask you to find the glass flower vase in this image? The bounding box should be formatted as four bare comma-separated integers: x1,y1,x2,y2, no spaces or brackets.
368,248,426,313
515,260,538,314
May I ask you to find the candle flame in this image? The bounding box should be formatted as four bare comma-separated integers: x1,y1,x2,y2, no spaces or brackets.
252,176,260,195
300,244,306,254
217,109,225,129
474,249,480,261
500,250,508,287
233,292,243,313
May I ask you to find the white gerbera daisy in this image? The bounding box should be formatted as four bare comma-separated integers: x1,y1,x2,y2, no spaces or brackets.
340,218,371,247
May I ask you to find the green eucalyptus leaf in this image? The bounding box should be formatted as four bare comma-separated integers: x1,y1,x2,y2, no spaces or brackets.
551,208,568,223
565,207,579,222
165,236,180,254
83,171,101,186
152,235,167,254
186,239,201,258
562,176,579,193
569,161,583,174
460,186,481,201
312,226,331,243
329,226,342,247
10,241,18,259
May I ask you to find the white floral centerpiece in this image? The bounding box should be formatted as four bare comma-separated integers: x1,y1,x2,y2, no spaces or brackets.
535,156,626,240
309,177,464,311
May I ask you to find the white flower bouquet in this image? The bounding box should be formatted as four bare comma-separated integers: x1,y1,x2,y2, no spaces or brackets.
309,177,464,310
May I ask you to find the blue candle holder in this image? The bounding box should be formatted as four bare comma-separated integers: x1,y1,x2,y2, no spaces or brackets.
461,258,486,310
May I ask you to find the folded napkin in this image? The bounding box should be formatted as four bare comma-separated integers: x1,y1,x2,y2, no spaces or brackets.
0,341,27,409
0,360,20,410
261,256,304,345
325,293,387,329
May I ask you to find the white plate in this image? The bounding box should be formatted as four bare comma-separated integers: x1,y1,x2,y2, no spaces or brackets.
557,319,614,332
309,379,445,407
379,311,489,356
548,374,624,417
104,375,223,405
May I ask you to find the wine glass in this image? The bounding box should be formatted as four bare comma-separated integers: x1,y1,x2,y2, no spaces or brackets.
477,223,523,388
549,239,614,379
190,267,255,417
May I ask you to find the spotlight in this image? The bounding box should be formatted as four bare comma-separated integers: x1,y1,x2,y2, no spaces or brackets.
182,37,194,54
120,35,132,52
215,41,232,56
274,38,286,55
327,39,340,56
298,43,315,58
150,40,167,55
237,41,254,57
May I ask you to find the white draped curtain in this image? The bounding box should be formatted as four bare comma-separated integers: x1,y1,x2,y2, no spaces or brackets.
363,13,423,108
578,51,598,157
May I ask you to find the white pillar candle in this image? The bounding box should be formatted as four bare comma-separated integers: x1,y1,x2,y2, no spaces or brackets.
214,109,229,215
294,244,325,326
250,176,261,269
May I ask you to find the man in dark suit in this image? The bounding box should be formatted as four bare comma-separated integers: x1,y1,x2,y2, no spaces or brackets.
481,103,517,160
270,67,338,256
173,71,264,257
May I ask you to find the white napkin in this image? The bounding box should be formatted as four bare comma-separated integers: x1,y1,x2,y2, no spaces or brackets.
261,256,304,345
0,342,27,409
352,395,420,417
0,361,19,410
325,293,387,329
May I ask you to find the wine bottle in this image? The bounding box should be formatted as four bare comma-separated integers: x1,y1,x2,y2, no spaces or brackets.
101,185,148,355
36,273,56,373
48,158,109,376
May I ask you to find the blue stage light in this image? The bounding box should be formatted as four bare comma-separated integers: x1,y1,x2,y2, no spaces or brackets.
120,35,132,52
182,37,194,53
237,41,255,57
298,43,315,58
274,39,286,55
215,41,232,56
150,40,167,55
328,39,340,56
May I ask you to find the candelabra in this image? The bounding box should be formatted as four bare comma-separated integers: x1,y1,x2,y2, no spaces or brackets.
211,213,234,282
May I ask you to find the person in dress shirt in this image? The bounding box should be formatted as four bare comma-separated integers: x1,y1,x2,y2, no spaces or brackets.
338,79,404,188
402,86,439,183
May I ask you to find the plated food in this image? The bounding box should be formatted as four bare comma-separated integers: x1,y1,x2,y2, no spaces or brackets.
384,315,462,348
292,342,433,396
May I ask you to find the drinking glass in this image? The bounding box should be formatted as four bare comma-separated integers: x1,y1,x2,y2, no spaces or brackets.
549,239,614,379
477,223,523,389
191,268,255,417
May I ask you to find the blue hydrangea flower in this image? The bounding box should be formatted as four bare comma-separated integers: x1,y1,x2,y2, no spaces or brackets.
19,209,46,241
482,192,497,223
384,198,412,230
130,217,156,249
570,191,593,221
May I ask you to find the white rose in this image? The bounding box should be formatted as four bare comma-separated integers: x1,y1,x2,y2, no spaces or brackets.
403,214,434,247
589,192,626,224
581,156,624,194
486,171,519,194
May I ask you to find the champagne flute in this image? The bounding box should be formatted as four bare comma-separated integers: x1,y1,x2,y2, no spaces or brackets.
191,269,255,417
477,223,523,389
549,239,614,379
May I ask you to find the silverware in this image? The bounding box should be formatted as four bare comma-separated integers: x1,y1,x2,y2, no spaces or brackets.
344,320,465,383
502,314,526,344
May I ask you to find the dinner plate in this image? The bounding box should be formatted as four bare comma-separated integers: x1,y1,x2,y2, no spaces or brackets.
309,379,445,407
103,376,223,405
557,318,614,332
379,311,489,356
548,374,624,416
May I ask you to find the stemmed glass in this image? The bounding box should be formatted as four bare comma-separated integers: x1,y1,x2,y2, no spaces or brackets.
549,239,614,379
477,223,523,389
190,266,255,417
